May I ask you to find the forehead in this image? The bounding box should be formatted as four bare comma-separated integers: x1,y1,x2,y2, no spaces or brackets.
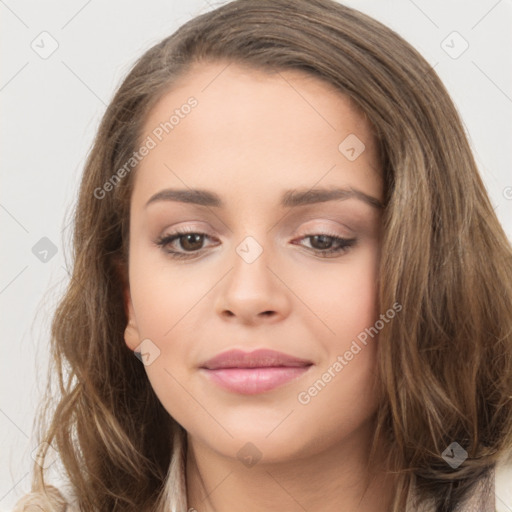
141,60,374,143
132,61,382,209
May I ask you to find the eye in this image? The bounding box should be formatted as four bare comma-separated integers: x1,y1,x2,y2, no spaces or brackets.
293,233,356,258
154,227,217,259
154,229,356,260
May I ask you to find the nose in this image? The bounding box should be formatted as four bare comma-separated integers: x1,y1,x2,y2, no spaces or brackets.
214,237,292,325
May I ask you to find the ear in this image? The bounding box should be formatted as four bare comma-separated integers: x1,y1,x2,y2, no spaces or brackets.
124,287,141,352
114,256,141,352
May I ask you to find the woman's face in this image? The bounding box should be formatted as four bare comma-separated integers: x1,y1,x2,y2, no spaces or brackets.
124,61,383,463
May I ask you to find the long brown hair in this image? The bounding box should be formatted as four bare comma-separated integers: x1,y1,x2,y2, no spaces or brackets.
14,0,512,510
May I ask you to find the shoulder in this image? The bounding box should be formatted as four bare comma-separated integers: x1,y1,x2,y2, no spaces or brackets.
496,460,512,512
456,467,495,512
11,484,79,512
406,467,498,512
464,462,512,512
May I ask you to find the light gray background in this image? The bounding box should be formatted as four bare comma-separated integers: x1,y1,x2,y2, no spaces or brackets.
1,0,511,510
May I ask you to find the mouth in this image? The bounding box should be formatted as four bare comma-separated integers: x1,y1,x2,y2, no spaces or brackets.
199,349,313,395
200,348,313,370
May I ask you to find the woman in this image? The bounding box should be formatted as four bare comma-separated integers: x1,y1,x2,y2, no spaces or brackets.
14,0,512,510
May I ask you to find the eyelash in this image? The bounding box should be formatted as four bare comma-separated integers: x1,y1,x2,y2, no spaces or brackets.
154,227,356,260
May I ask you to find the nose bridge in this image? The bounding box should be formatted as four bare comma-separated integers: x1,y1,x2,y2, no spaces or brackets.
229,232,273,292
235,233,266,266
214,229,290,322
225,196,274,269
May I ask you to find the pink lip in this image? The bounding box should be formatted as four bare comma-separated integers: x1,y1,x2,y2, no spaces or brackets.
199,349,313,395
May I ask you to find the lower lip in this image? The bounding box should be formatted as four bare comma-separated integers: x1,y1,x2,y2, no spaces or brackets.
200,366,312,395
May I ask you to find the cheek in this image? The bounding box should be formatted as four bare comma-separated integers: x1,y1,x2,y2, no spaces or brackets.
128,239,207,340
311,243,380,344
128,238,381,431
129,237,380,364
128,256,203,422
301,244,380,401
126,243,202,385
121,261,382,466
291,252,381,450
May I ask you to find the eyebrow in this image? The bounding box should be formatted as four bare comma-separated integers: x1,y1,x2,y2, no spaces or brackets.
145,186,383,209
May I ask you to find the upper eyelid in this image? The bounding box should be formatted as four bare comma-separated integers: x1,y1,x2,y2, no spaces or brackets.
159,226,353,239
148,205,376,237
157,229,354,248
159,217,359,235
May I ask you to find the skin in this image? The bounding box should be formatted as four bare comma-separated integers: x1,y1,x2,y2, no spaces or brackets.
124,61,394,511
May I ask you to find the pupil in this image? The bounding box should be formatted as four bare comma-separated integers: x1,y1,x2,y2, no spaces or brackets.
182,234,203,251
312,235,332,250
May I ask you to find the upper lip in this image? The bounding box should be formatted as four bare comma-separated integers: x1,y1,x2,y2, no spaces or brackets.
200,349,313,370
